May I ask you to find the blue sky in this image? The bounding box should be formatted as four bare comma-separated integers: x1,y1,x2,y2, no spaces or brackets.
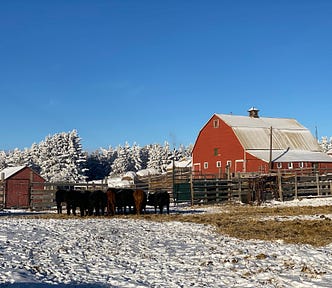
1,0,331,151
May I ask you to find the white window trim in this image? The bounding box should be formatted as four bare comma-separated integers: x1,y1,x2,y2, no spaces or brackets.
204,162,208,169
216,161,221,168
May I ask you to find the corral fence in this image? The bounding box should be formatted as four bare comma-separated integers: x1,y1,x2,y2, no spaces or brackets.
29,181,109,210
2,167,332,211
182,169,332,205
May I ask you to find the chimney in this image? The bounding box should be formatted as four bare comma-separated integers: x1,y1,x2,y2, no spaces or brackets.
248,107,259,118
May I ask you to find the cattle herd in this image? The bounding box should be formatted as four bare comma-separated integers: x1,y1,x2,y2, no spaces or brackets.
55,188,170,216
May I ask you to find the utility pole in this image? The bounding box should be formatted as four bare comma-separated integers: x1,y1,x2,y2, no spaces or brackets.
269,126,273,173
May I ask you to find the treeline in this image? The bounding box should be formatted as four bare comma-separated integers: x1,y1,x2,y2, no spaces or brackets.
0,130,192,182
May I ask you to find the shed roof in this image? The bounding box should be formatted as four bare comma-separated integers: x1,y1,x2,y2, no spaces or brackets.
0,165,26,180
216,114,321,151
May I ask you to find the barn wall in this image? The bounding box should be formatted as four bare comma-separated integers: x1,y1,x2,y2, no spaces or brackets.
192,115,252,176
245,152,269,173
6,179,30,208
5,167,45,208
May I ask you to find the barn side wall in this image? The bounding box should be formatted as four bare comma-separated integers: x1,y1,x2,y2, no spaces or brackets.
192,115,255,176
5,167,45,208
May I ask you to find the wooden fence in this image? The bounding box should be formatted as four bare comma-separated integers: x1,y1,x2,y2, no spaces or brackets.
29,181,109,210
2,169,332,211
187,173,332,205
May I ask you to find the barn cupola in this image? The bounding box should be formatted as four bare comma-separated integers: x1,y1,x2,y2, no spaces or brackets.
248,107,260,118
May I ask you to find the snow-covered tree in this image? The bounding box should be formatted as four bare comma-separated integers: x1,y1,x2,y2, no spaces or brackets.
37,130,87,182
319,136,332,152
1,128,194,180
111,143,134,174
132,142,143,172
6,148,25,167
0,151,7,170
146,142,172,173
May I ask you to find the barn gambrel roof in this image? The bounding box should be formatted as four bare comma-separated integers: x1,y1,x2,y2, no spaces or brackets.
216,114,332,163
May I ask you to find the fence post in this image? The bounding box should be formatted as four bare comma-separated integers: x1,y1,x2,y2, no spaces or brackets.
190,174,194,206
238,175,242,202
316,172,320,196
0,173,5,208
204,178,207,203
278,170,283,201
294,173,298,199
216,178,219,202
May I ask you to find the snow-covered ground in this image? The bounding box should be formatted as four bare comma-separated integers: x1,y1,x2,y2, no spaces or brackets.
1,198,332,287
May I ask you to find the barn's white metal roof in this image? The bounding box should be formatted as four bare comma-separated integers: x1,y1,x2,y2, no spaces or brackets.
0,165,26,180
247,150,332,163
216,114,321,151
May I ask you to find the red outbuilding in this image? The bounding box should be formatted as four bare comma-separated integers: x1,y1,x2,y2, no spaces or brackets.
192,108,332,177
0,165,45,208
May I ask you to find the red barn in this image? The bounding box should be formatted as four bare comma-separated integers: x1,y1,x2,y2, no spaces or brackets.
192,108,332,177
0,166,45,208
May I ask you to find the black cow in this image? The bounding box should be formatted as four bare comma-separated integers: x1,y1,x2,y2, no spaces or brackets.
55,189,91,216
88,190,107,216
78,190,91,216
55,189,66,214
148,190,170,214
112,188,135,214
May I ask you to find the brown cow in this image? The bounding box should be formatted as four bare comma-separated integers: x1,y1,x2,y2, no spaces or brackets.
133,189,147,215
106,188,116,216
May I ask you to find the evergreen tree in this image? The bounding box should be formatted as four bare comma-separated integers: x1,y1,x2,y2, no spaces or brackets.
139,145,149,170
132,142,143,172
111,143,135,174
0,151,7,170
319,136,332,152
0,128,195,180
37,130,87,182
6,148,25,167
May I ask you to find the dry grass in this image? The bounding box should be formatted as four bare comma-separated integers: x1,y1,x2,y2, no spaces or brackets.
18,204,332,247
140,204,332,247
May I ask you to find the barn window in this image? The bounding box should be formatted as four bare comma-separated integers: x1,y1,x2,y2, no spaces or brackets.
277,162,282,169
204,162,208,169
213,119,219,128
299,162,304,168
214,148,219,156
216,161,221,168
226,160,232,167
288,162,293,169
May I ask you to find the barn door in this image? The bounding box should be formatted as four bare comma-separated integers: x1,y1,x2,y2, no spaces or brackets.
6,179,30,208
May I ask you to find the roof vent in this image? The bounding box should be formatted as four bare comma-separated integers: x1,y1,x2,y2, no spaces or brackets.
248,107,259,118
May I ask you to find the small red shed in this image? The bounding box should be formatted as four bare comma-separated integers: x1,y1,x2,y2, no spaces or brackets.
192,108,332,177
0,165,45,208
